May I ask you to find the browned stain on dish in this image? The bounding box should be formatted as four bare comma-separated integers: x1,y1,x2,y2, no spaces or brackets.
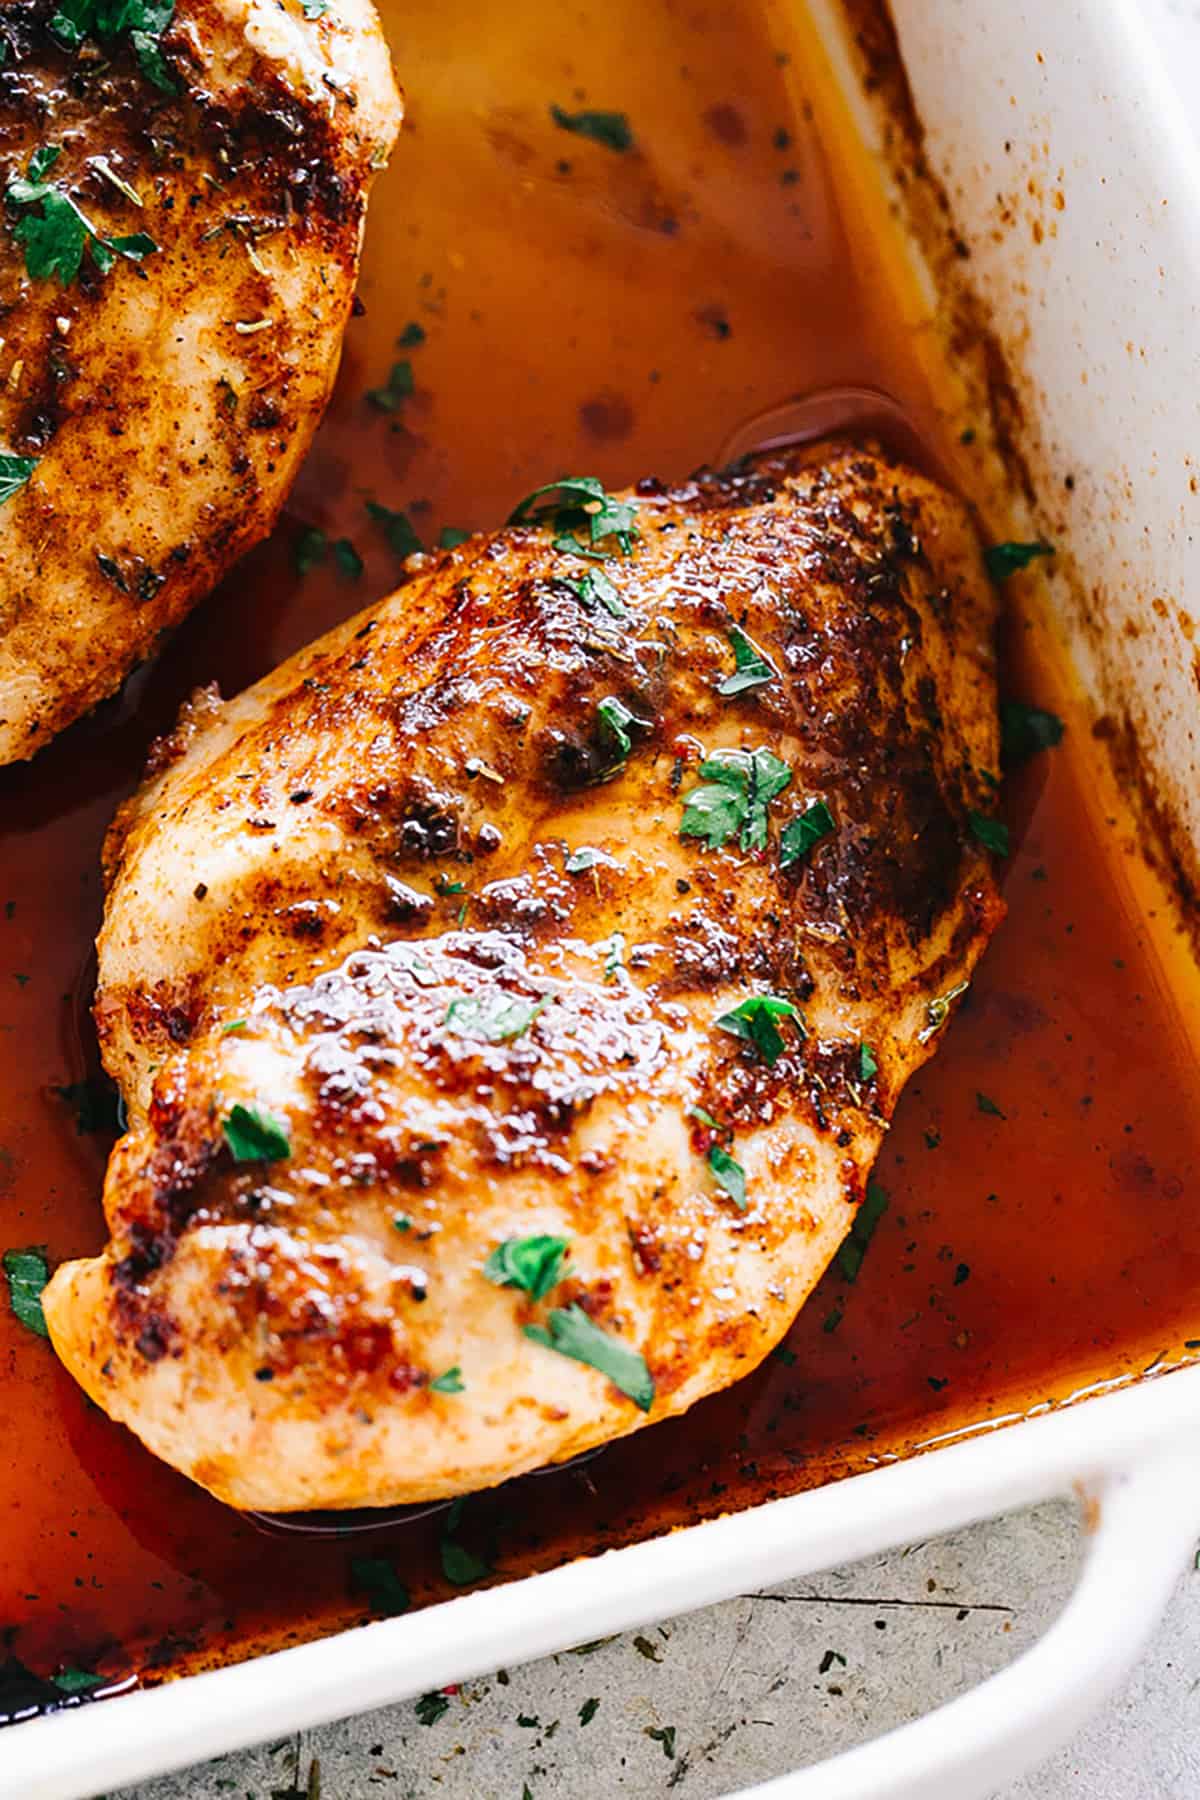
1,0,1199,1709
836,0,1200,959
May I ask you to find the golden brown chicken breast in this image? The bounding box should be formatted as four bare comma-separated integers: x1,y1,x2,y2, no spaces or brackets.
0,0,401,763
45,442,1005,1511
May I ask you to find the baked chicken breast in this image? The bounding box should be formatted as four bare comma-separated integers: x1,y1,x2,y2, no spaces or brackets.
0,0,401,763
45,443,1004,1511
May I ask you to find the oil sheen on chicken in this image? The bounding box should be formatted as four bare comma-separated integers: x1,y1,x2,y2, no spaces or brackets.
0,0,401,763
44,443,1005,1511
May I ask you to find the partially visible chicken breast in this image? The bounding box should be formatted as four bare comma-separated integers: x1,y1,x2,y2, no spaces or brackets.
45,444,1005,1511
0,0,401,763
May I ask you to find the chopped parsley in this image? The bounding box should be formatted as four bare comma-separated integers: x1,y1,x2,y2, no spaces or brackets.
366,499,422,557
398,320,426,348
780,799,834,867
603,930,625,982
222,1103,290,1163
565,846,605,874
50,0,178,89
416,1691,450,1726
984,540,1054,581
509,476,638,556
596,695,650,772
350,1556,410,1616
332,537,363,579
438,525,470,549
561,564,628,619
366,358,414,411
1000,700,1064,764
524,1304,654,1411
680,746,791,852
483,1234,570,1301
440,1496,491,1585
717,624,776,696
3,1247,49,1338
714,993,801,1065
968,810,1010,856
976,1091,1006,1119
444,991,547,1043
549,106,634,152
645,1725,677,1759
859,1042,878,1082
429,1364,464,1393
0,451,38,506
836,1181,888,1282
579,1696,600,1726
294,524,327,575
52,1668,106,1695
7,146,158,286
708,1142,747,1210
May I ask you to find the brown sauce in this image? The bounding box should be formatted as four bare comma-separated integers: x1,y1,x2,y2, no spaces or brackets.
3,0,1200,1705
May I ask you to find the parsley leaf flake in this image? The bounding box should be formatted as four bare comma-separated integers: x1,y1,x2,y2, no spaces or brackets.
708,1142,747,1210
780,799,834,866
549,106,634,153
444,992,547,1044
524,1304,654,1411
3,1247,49,1338
366,358,414,411
1000,700,1064,765
714,993,801,1065
596,695,650,772
680,746,792,852
483,1234,570,1301
366,499,422,558
509,476,639,556
984,540,1054,581
429,1364,464,1393
0,451,37,507
717,624,776,696
222,1103,290,1163
968,810,1009,856
835,1180,888,1282
52,1668,106,1695
350,1556,410,1616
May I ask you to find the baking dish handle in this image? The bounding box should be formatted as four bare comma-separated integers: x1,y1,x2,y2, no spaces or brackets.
722,1441,1200,1800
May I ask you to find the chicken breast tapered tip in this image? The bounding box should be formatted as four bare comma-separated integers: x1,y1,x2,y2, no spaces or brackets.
45,443,1005,1511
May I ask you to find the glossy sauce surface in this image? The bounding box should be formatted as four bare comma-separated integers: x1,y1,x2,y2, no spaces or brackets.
3,0,1200,1702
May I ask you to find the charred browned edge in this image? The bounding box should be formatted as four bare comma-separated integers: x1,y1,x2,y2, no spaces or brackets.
837,0,1200,953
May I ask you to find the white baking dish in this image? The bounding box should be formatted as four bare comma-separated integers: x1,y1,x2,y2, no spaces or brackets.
8,2,1200,1794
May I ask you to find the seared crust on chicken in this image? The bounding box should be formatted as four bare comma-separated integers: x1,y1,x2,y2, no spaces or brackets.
45,443,1004,1511
0,0,401,763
